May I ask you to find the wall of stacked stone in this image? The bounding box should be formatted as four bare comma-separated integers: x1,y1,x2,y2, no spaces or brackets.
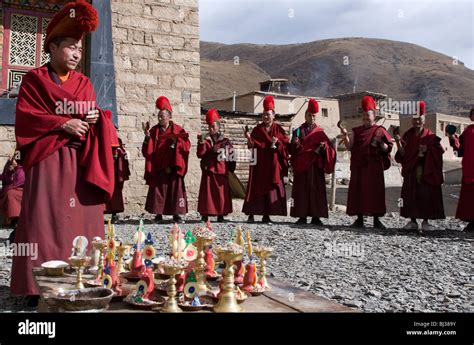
111,0,201,216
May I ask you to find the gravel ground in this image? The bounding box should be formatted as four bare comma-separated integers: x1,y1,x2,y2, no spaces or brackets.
0,210,472,313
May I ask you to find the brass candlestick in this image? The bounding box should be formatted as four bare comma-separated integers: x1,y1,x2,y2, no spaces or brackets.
116,243,131,274
213,245,243,313
92,240,107,280
69,256,91,289
195,236,214,296
161,261,186,313
253,246,274,291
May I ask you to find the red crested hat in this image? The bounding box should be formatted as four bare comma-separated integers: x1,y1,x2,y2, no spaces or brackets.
307,98,319,113
44,0,99,54
156,96,172,112
263,95,275,112
361,96,376,113
206,108,220,125
414,100,426,117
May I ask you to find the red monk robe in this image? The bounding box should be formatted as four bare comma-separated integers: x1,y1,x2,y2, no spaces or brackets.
450,123,474,226
197,134,234,217
347,125,393,217
289,123,336,219
105,138,130,214
11,65,118,296
242,122,289,217
142,122,190,216
0,160,24,224
395,127,445,220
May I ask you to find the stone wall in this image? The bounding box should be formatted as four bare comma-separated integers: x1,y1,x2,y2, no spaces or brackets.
0,126,15,169
111,0,200,216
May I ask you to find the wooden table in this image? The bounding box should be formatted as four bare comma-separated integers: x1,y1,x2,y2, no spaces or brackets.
33,268,356,313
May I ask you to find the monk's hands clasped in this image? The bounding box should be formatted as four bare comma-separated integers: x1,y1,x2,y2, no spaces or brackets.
85,108,100,124
62,119,89,137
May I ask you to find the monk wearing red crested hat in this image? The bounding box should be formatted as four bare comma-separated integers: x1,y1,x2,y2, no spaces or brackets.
289,99,336,225
105,137,130,222
142,96,190,224
394,101,445,233
340,95,393,229
448,108,474,232
11,0,119,305
242,95,289,224
196,109,235,222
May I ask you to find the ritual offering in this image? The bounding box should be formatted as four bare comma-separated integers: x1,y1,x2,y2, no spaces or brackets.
213,243,244,313
88,236,102,274
204,246,218,280
169,223,186,259
123,293,164,310
152,256,167,278
116,242,132,274
49,287,114,312
91,239,107,280
193,226,217,296
126,220,146,281
178,294,214,311
253,245,274,291
41,260,69,277
68,255,91,290
100,261,127,298
160,257,187,313
71,236,88,257
183,229,198,262
233,226,246,285
242,229,258,293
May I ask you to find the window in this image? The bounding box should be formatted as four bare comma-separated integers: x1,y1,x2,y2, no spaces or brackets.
439,121,445,131
1,9,52,95
322,108,328,117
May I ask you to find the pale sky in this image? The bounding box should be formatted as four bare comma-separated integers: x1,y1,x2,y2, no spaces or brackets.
199,0,474,69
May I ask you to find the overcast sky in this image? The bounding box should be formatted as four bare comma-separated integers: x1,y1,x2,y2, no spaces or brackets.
199,0,474,69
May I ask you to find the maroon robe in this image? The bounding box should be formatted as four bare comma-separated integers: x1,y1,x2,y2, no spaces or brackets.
395,127,445,219
242,122,289,216
289,124,336,218
197,134,234,216
347,125,393,216
142,122,190,215
450,124,474,221
105,139,130,214
11,64,118,296
0,163,24,221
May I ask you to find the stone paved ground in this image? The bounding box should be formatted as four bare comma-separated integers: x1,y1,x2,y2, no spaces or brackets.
0,209,472,313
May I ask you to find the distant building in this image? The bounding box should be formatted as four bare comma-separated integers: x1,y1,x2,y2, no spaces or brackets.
332,90,400,135
401,112,471,161
202,78,341,139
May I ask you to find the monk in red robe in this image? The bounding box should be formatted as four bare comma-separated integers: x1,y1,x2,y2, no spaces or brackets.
340,96,393,229
394,101,445,232
142,96,190,224
289,99,336,225
242,95,289,224
449,108,474,232
11,0,118,305
0,155,24,232
197,109,235,222
105,138,130,222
